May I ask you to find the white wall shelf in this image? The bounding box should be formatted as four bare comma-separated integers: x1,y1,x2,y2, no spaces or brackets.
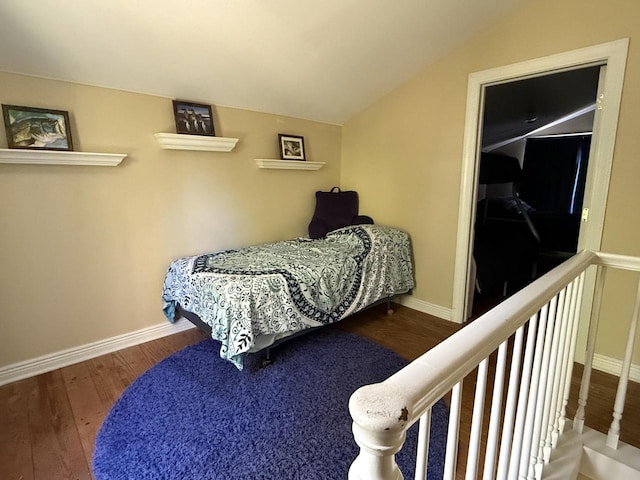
0,148,126,166
154,133,239,152
254,159,325,170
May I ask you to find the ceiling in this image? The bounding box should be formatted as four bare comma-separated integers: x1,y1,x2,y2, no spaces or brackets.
482,65,601,149
0,0,528,125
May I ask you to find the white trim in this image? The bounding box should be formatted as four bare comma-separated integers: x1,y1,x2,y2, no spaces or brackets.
0,320,196,386
544,425,640,479
154,133,239,152
3,307,629,389
452,38,629,323
397,294,454,321
254,158,325,170
0,148,126,166
590,353,640,383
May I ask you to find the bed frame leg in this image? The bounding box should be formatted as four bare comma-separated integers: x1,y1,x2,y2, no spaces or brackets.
260,349,273,368
386,300,394,316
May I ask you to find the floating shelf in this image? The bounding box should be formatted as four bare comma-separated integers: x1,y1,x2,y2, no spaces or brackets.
0,148,126,166
254,159,325,170
154,133,239,152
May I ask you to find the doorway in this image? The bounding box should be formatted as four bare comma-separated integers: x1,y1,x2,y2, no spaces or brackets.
471,66,600,315
451,39,629,324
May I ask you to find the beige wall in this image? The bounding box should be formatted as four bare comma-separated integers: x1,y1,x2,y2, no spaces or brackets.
3,0,640,370
341,0,640,361
0,72,341,367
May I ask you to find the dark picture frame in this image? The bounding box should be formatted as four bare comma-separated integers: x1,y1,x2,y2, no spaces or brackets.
172,100,215,136
278,134,305,160
2,104,73,151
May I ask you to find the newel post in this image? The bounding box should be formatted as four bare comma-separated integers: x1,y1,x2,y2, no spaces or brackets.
348,383,412,480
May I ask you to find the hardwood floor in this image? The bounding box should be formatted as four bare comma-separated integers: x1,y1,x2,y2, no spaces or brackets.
0,328,209,480
1,304,637,479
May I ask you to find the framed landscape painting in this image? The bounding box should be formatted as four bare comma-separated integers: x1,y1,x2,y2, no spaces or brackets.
2,104,73,151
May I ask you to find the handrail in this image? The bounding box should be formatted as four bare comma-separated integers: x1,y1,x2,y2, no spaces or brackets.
348,249,600,479
388,250,594,415
595,251,640,271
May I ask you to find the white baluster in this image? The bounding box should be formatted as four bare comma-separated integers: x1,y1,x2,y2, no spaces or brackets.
466,359,488,480
519,306,550,480
559,274,585,433
542,289,567,463
574,266,607,433
530,297,559,480
483,340,508,480
496,327,525,479
508,313,539,479
443,382,462,480
606,275,640,449
414,409,431,480
551,283,573,447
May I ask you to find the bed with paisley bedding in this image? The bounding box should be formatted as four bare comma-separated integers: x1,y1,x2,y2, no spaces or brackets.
161,224,414,369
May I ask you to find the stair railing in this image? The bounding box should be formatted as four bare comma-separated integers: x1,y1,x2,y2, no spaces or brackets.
349,250,640,480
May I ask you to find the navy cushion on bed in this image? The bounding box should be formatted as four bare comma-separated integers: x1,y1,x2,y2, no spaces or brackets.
308,187,373,239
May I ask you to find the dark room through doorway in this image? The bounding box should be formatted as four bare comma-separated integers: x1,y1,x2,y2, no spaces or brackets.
471,65,601,316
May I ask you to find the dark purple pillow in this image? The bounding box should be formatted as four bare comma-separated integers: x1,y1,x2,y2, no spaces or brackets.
308,187,373,238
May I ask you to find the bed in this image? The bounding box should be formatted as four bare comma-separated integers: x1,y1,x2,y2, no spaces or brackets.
162,224,414,369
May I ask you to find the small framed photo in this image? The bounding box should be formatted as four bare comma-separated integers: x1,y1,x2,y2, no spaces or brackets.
2,104,73,151
278,134,305,160
172,100,215,136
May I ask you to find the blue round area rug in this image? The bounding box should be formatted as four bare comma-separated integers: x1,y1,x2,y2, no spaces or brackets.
93,328,448,479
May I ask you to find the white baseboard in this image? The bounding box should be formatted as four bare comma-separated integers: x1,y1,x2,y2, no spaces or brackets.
590,353,640,383
3,307,634,387
0,320,196,387
396,296,639,382
396,294,454,322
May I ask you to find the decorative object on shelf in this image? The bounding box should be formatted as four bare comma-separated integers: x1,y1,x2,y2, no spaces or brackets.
154,133,238,152
254,159,324,170
172,100,215,136
0,149,126,166
278,134,305,160
2,104,73,151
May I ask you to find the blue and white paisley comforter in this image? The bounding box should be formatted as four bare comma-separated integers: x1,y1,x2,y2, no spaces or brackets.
162,224,414,368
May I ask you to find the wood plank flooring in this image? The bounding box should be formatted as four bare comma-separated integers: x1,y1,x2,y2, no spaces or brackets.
0,328,208,480
1,304,637,479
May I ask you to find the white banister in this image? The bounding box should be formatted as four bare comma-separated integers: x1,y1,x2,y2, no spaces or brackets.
606,275,640,449
596,252,640,271
349,383,409,480
348,249,640,480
